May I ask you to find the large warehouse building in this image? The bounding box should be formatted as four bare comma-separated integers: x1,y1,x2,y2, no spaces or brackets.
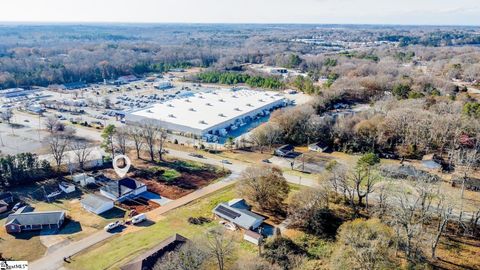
125,89,287,138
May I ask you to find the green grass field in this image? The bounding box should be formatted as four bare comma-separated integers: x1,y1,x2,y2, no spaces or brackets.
68,185,254,270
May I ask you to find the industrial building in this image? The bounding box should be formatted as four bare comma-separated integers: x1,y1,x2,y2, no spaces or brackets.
125,89,287,137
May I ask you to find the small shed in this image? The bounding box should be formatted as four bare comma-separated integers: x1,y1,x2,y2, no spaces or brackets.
81,194,114,215
72,173,96,187
308,141,329,153
59,182,76,194
244,230,263,246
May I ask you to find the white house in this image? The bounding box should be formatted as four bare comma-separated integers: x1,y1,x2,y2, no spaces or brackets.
59,182,75,193
308,141,329,153
72,173,96,187
81,194,114,215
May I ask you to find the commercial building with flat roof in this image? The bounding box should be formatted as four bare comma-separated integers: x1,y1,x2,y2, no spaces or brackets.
125,89,286,137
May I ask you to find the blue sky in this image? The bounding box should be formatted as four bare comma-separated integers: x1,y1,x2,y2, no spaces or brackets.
1,0,479,25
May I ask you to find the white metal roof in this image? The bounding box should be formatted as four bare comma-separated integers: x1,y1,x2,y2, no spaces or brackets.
129,89,285,131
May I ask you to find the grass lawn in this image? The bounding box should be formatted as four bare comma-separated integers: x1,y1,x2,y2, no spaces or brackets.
67,185,258,270
0,226,46,261
0,194,126,262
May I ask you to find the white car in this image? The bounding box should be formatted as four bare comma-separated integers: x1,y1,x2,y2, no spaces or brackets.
131,213,146,225
219,220,237,231
220,160,232,164
104,221,122,231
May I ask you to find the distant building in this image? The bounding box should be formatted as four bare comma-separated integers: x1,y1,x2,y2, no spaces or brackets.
100,178,147,202
115,75,138,85
155,81,173,90
213,199,265,230
0,88,36,98
121,234,189,270
5,207,66,234
61,82,87,90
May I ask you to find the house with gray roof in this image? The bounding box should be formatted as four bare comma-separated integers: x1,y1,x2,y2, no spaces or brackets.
81,194,114,215
213,199,265,230
5,208,65,234
100,178,147,202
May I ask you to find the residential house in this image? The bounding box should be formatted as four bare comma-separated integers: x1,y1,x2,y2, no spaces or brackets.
213,199,265,230
100,178,147,202
120,234,189,270
274,144,295,157
59,182,75,193
72,173,96,187
81,194,114,214
5,207,65,233
308,141,329,153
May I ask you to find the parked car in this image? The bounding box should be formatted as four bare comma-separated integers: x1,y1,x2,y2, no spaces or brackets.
262,159,271,163
221,160,232,164
104,221,122,231
131,213,147,225
219,220,237,231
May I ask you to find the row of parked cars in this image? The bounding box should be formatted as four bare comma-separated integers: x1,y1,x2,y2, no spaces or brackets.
104,213,147,231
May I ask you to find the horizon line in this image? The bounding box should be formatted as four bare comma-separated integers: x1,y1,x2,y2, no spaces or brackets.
0,21,479,28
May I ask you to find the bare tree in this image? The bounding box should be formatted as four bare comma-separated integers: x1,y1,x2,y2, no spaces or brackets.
0,109,13,124
142,121,158,162
153,241,206,270
115,127,128,155
204,227,233,270
157,129,168,161
44,116,61,133
127,126,144,159
250,122,282,153
430,194,453,259
70,140,93,171
45,133,71,170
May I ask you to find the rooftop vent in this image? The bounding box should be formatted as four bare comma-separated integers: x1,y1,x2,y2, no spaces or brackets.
167,104,173,107
206,103,212,106
218,113,226,117
199,120,207,124
189,108,195,112
185,99,191,102
234,108,241,111
246,103,252,107
258,99,264,102
168,114,175,118
147,110,153,113
219,98,225,102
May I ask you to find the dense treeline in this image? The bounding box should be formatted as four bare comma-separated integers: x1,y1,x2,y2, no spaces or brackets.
1,24,480,89
196,71,284,89
0,153,53,188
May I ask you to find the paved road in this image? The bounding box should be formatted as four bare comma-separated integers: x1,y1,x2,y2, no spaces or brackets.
29,148,246,270
33,146,474,270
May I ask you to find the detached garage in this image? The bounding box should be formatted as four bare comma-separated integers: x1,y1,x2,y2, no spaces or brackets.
81,194,114,215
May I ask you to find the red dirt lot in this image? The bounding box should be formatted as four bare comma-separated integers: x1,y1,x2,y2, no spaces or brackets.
117,198,160,213
138,170,226,200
